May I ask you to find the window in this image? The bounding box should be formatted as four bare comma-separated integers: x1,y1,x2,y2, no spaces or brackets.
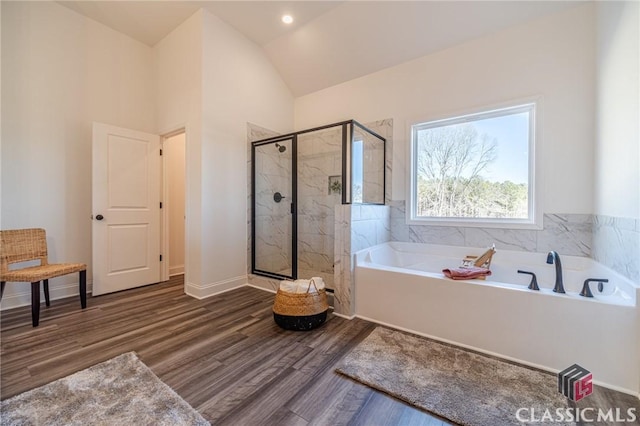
409,102,539,228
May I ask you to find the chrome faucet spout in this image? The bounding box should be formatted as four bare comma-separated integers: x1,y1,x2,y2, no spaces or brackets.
546,251,565,293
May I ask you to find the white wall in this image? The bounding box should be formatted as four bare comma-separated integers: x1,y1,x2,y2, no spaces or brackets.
1,4,294,307
165,133,186,276
154,9,294,297
198,9,293,295
294,4,596,215
595,1,640,219
1,1,155,308
154,11,203,291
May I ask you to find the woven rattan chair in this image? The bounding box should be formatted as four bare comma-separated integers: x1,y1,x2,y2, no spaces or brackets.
0,228,87,327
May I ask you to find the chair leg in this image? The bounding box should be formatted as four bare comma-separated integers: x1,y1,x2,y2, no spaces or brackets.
1,281,5,301
79,270,87,309
31,281,40,327
43,279,50,307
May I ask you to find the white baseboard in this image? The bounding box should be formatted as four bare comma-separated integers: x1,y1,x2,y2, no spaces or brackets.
169,265,185,276
246,283,277,294
332,312,356,320
184,275,247,299
0,281,93,311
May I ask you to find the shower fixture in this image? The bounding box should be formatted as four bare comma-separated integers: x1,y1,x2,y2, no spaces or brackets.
273,192,285,203
275,143,287,153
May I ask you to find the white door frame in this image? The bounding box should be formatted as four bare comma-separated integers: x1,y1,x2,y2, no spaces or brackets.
160,126,189,287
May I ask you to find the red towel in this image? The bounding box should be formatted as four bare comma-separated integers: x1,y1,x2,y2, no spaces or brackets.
442,266,492,280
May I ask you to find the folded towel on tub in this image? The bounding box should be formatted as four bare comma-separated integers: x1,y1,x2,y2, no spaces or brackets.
442,266,492,280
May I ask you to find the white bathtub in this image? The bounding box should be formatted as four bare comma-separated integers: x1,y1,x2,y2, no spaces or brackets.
354,242,640,395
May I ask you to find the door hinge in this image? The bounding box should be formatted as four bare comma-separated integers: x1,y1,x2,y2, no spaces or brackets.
160,149,163,156
160,202,163,209
160,255,163,261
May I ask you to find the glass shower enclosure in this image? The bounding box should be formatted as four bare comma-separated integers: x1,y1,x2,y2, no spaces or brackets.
251,120,385,289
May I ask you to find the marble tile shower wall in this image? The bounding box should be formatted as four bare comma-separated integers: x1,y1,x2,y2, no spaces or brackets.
297,128,343,286
247,123,280,290
246,120,394,297
593,216,640,283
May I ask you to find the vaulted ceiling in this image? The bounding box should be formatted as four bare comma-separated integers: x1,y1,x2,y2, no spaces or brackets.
57,1,583,96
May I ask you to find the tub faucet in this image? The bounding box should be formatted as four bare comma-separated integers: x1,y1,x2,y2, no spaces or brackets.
546,251,565,293
580,278,609,298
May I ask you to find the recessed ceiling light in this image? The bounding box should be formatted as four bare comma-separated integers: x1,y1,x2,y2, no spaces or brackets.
282,15,293,24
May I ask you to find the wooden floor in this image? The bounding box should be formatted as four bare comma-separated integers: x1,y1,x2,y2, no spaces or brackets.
1,276,448,425
2,276,638,425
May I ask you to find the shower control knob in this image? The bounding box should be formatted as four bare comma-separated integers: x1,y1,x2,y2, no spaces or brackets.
273,192,285,203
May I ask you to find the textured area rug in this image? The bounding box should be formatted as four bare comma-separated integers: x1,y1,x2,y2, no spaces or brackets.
1,352,209,426
336,327,574,426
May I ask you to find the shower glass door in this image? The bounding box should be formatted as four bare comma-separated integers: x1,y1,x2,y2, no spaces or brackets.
252,136,296,279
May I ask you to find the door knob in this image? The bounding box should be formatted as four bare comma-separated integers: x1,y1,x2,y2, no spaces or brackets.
95,214,104,221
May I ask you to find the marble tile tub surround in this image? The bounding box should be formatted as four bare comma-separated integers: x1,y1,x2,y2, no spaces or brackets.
391,200,640,283
593,215,640,283
334,204,391,316
391,201,592,254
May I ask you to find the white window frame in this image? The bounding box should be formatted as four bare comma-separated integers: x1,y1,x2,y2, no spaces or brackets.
407,100,542,229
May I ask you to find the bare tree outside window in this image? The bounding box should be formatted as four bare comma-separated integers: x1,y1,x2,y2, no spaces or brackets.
412,105,533,221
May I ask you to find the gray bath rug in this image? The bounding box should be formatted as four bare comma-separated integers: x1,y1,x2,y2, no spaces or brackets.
336,327,574,426
0,352,209,426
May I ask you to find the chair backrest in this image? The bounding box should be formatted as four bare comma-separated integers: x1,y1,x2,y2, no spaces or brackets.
0,228,48,273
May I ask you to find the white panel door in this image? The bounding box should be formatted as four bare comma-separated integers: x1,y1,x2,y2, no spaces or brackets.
92,123,161,295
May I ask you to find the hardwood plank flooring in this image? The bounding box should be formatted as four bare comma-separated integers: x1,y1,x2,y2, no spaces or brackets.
0,276,444,425
2,276,638,426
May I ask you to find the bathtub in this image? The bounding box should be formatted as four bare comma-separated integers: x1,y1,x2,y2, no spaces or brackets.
354,242,640,395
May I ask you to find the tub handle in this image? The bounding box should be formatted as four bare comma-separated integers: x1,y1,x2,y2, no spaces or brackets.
580,278,609,298
517,270,539,291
